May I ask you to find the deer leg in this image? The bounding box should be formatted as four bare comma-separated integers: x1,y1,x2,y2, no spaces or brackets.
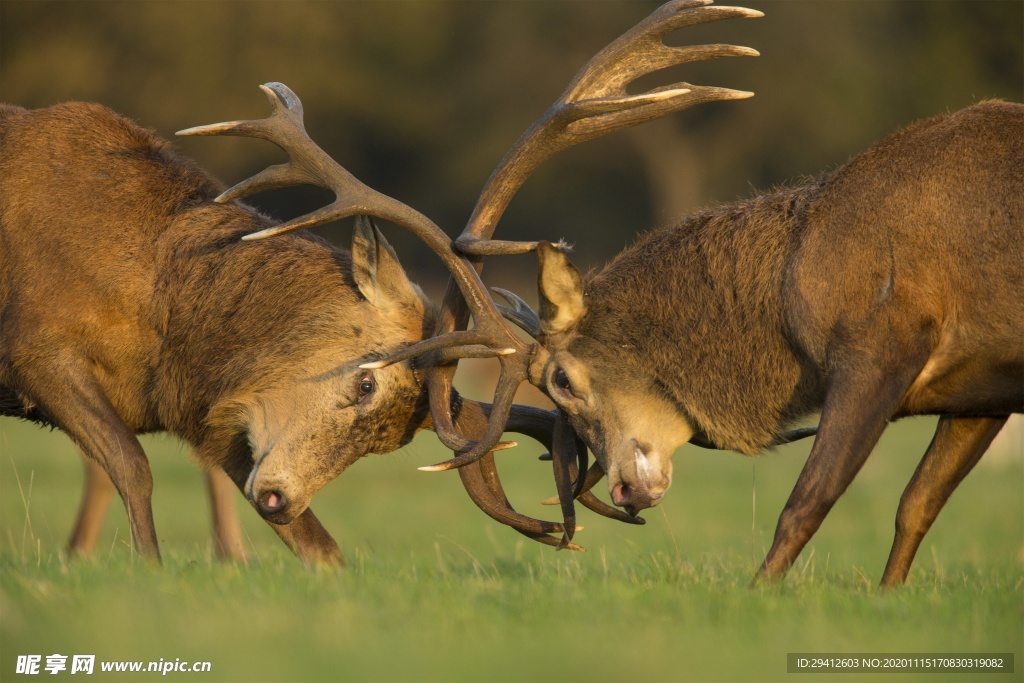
219,453,343,566
264,513,344,567
757,344,929,583
67,455,117,557
23,361,160,561
205,467,248,563
69,452,249,562
880,415,1007,587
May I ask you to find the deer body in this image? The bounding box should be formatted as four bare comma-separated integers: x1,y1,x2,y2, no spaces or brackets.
0,101,433,563
533,100,1023,584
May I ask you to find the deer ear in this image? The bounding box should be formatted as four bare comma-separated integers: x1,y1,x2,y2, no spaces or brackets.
537,241,585,336
351,216,424,314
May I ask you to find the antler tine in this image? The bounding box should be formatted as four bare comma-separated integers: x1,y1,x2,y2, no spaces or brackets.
461,457,584,552
456,0,761,251
565,1,761,100
579,490,647,525
451,399,585,550
542,459,647,526
491,287,542,339
419,357,527,471
549,410,579,547
458,457,573,536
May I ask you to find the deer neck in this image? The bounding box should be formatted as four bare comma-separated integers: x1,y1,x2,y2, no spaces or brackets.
579,177,830,453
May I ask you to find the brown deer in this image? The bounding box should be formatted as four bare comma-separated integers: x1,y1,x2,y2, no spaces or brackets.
297,0,1019,586
0,87,585,562
526,98,1023,586
0,99,445,563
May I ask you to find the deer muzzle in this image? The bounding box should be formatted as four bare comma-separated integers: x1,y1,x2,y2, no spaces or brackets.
245,451,306,524
608,440,671,515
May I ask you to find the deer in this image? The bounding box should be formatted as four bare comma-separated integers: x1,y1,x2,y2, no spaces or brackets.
0,87,589,563
239,0,1018,586
0,97,439,564
0,97,496,564
476,17,1019,585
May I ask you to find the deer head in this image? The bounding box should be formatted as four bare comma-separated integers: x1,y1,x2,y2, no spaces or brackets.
197,217,433,525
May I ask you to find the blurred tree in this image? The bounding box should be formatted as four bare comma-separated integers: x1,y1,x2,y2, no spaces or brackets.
2,0,1020,298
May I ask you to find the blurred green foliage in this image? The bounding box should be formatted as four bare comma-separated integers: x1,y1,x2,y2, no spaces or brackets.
2,1,1021,296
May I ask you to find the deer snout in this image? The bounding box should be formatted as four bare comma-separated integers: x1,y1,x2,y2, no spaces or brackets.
608,441,671,515
249,482,298,524
246,456,304,524
256,488,288,516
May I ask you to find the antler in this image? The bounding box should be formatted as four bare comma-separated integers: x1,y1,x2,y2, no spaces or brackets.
387,0,763,473
456,0,762,254
178,82,528,462
403,0,763,541
177,0,764,551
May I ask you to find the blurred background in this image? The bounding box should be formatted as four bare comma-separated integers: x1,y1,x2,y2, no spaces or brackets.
2,0,1021,297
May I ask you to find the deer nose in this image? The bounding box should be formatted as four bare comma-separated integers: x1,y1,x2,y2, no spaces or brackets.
611,481,665,515
256,489,288,517
609,441,670,513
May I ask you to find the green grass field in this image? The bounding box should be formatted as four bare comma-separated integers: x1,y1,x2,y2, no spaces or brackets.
1,415,1021,682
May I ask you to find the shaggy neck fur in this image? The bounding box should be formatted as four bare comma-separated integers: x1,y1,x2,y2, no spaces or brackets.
577,179,831,454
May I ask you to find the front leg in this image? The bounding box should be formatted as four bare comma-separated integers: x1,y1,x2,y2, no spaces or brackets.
266,512,344,566
21,359,160,561
758,344,930,583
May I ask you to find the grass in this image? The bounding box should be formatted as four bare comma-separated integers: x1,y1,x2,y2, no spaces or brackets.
1,416,1021,682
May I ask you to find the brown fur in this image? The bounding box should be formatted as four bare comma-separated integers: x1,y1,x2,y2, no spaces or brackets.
535,100,1023,584
0,102,435,563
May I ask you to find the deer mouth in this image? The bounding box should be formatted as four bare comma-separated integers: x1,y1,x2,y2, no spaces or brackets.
611,482,644,518
611,482,631,507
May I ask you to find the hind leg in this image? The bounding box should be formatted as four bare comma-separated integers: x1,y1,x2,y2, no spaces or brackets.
880,415,1008,587
68,454,248,561
206,467,248,563
67,456,117,557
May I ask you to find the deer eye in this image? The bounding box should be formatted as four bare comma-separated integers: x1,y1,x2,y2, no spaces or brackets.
553,368,574,397
357,373,375,401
